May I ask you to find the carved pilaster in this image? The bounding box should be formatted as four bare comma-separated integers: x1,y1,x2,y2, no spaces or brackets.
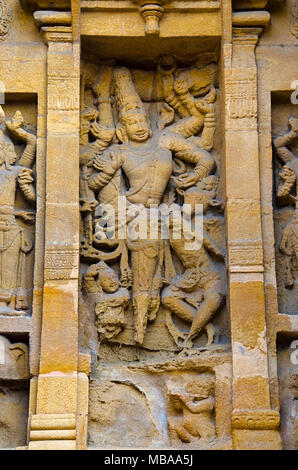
222,18,282,450
27,7,82,451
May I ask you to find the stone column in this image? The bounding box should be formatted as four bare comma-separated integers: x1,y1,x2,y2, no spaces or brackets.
222,17,282,450
28,6,85,450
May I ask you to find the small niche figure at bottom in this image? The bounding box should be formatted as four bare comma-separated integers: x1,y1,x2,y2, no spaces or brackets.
167,374,216,444
83,261,130,341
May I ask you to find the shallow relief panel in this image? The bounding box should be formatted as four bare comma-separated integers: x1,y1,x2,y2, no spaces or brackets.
78,54,230,448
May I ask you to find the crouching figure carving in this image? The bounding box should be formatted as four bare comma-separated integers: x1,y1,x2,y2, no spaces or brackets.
167,375,216,444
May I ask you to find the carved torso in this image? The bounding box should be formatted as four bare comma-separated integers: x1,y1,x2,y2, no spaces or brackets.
120,142,173,206
0,166,18,211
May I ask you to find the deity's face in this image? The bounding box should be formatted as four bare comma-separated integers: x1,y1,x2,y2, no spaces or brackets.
98,270,119,293
124,113,151,143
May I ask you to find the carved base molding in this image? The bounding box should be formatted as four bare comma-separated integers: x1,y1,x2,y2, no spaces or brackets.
29,414,77,450
232,409,280,430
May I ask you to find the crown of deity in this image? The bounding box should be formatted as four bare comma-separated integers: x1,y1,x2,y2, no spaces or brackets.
113,67,147,122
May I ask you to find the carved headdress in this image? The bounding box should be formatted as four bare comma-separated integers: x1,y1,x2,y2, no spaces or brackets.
96,260,116,277
112,67,151,142
113,67,147,123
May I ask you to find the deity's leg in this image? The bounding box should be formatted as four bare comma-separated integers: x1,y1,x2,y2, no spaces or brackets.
187,283,222,342
162,286,195,323
130,242,160,345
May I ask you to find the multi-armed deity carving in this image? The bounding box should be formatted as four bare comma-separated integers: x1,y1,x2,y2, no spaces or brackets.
273,117,297,293
0,106,36,315
80,57,225,348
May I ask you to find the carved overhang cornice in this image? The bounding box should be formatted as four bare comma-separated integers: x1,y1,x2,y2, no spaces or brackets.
21,0,284,13
21,0,220,11
20,0,283,42
233,0,285,10
21,0,221,37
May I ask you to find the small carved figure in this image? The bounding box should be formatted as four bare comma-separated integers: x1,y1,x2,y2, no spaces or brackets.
0,106,36,314
84,261,130,341
167,375,216,444
162,176,225,348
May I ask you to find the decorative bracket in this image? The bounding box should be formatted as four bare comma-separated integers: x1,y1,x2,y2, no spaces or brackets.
133,1,170,36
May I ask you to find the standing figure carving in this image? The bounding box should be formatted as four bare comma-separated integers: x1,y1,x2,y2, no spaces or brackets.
0,106,36,315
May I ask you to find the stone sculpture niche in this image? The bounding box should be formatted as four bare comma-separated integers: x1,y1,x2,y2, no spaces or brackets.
0,106,36,316
273,116,298,314
79,56,226,350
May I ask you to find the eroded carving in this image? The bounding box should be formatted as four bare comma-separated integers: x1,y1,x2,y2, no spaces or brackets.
0,0,11,41
0,335,29,380
167,374,216,444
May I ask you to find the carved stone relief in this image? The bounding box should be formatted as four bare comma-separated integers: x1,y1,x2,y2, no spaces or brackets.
79,58,227,359
290,3,298,39
88,354,232,449
273,111,298,314
0,106,36,316
278,341,298,449
0,335,29,380
167,374,216,444
0,334,29,448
